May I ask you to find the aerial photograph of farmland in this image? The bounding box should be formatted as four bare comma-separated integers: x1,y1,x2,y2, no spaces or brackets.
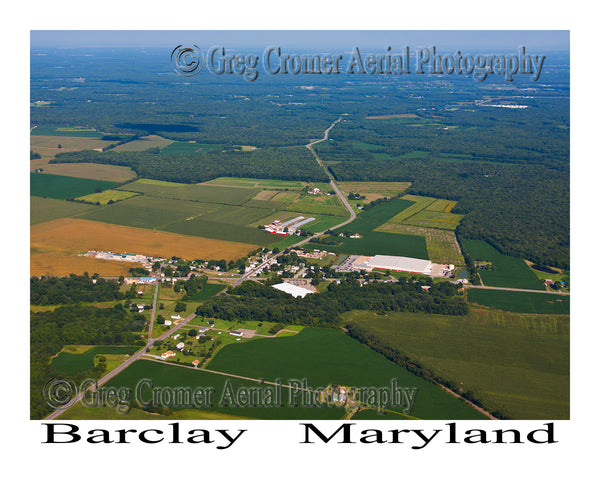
30,30,569,422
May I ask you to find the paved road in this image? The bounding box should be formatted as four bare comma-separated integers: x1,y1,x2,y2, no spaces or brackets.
45,271,164,420
464,285,570,295
234,117,354,286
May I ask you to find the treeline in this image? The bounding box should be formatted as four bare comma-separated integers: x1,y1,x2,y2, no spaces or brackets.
30,274,124,305
195,279,468,327
30,304,146,419
51,146,329,184
345,323,510,419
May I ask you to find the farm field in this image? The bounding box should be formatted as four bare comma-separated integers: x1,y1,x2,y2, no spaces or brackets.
343,309,569,419
337,181,411,202
31,161,137,182
119,179,257,205
207,328,486,419
110,135,173,152
30,196,98,225
51,345,140,376
30,172,118,200
30,218,256,271
184,283,227,301
285,192,348,216
164,218,278,245
30,251,133,277
463,240,545,290
466,289,570,315
159,141,221,155
102,359,347,420
365,113,420,120
202,177,306,190
403,209,463,230
75,189,139,205
77,195,217,229
375,223,464,265
30,135,114,156
30,126,103,137
383,194,463,230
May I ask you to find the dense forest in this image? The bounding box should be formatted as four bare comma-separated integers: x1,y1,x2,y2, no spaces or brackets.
51,146,329,183
195,278,468,326
30,274,124,305
30,305,146,419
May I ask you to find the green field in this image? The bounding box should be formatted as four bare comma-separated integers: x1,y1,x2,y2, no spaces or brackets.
463,240,545,290
75,189,139,205
77,195,217,230
51,346,140,376
285,193,348,216
163,218,277,245
31,173,118,200
30,196,99,225
207,328,486,419
31,125,103,137
343,309,569,419
203,177,306,190
184,283,227,301
103,359,347,419
119,179,257,205
466,289,570,314
160,142,221,155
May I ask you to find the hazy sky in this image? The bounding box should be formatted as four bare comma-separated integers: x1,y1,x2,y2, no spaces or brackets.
31,30,569,50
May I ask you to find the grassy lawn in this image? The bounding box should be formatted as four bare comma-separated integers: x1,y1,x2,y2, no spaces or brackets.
343,309,569,419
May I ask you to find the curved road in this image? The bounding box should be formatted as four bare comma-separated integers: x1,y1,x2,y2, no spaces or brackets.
234,117,354,286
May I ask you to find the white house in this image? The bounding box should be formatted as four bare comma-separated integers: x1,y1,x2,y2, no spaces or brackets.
176,342,185,351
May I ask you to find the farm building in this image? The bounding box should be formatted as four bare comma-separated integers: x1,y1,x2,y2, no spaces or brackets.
272,282,315,298
365,255,433,275
229,331,243,337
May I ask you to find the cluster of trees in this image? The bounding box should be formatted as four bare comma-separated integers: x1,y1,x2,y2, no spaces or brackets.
30,274,124,305
30,304,146,419
195,278,468,327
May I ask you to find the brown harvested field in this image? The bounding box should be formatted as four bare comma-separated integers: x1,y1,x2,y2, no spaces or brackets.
30,135,115,156
253,190,279,201
365,114,419,119
31,252,133,277
337,181,411,201
29,161,137,182
31,218,256,276
239,145,258,151
111,135,173,152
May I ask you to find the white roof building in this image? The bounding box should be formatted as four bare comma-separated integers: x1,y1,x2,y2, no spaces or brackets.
366,255,433,275
272,283,315,298
176,342,185,350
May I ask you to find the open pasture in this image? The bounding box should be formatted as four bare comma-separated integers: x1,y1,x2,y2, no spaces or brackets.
403,209,463,230
202,177,306,190
110,135,173,152
52,346,139,376
75,189,139,205
31,126,103,137
30,135,114,155
31,172,118,200
163,218,277,246
32,162,136,182
159,141,220,155
119,179,257,205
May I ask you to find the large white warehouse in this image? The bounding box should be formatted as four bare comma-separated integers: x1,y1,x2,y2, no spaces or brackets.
366,255,433,275
272,282,315,298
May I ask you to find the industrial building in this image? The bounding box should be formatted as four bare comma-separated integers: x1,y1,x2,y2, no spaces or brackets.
272,282,315,298
365,255,433,274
